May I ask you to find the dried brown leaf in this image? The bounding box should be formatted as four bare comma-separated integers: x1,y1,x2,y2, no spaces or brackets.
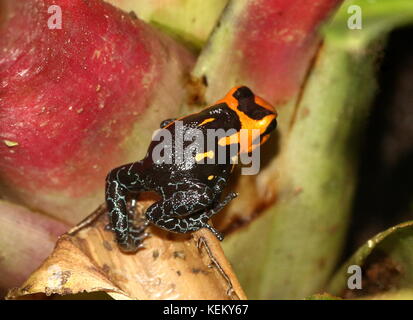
7,200,246,300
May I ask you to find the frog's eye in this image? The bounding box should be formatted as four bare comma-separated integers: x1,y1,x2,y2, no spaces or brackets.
237,97,274,120
233,86,254,100
231,86,275,121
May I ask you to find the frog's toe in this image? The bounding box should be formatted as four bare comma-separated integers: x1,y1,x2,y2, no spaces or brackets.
130,224,150,241
204,223,224,241
131,231,150,241
118,241,145,253
118,233,149,253
129,220,150,233
116,221,150,253
228,192,238,199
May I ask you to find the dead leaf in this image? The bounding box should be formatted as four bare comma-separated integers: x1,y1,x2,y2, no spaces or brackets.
6,199,246,300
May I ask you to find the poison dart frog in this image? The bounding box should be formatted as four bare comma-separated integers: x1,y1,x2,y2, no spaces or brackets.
105,86,277,252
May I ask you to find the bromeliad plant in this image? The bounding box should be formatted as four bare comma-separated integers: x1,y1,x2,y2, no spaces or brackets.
1,0,413,299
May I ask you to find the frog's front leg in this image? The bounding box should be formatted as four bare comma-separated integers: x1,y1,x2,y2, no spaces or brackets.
145,181,237,241
105,161,150,252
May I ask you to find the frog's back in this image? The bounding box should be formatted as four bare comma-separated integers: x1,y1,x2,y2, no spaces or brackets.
143,104,239,180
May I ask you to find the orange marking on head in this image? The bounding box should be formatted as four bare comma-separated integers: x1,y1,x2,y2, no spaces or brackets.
254,95,277,115
215,86,277,153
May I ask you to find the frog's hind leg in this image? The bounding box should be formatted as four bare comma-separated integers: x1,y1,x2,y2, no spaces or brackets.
105,161,151,252
187,191,238,240
145,182,237,241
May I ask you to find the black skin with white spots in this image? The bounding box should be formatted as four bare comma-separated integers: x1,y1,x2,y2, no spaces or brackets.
105,86,277,252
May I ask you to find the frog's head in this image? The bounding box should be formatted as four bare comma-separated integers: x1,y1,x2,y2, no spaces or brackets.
216,86,277,153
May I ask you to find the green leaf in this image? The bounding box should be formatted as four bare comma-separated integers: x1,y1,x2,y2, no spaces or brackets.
223,34,380,299
207,0,413,299
306,293,342,300
361,289,413,300
107,0,229,50
328,221,413,299
324,0,413,51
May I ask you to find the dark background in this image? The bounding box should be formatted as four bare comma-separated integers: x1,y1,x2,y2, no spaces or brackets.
344,26,413,258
